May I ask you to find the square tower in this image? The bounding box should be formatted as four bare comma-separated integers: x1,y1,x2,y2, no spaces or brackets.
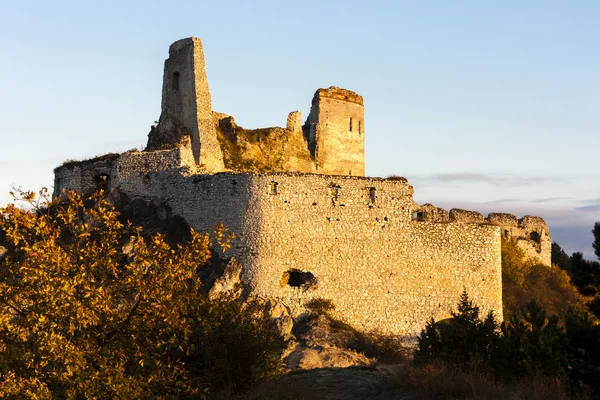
305,87,365,176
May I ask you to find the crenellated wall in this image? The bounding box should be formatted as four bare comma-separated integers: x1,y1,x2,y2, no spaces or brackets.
413,205,552,266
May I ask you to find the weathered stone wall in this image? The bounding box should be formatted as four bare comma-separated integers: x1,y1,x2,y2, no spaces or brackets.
305,87,365,176
53,154,119,197
489,213,551,266
247,174,501,338
147,37,224,171
53,143,195,197
417,207,551,266
78,164,503,339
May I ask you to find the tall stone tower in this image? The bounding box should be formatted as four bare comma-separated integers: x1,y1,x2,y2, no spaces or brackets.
147,37,224,172
304,87,365,176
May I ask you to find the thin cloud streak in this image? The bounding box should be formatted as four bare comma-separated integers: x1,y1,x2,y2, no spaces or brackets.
412,172,563,187
575,204,600,212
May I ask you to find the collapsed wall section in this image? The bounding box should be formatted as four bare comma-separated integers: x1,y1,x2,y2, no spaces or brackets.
213,112,316,173
53,142,196,197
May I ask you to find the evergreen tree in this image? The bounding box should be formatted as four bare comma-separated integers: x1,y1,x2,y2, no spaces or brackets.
415,290,499,369
593,222,600,260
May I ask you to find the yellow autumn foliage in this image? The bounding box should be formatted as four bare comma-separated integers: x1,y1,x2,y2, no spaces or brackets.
0,188,282,398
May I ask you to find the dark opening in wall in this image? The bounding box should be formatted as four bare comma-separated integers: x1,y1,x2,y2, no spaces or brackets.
349,117,353,132
530,231,541,244
329,183,341,205
504,229,510,238
358,120,362,134
172,72,180,91
365,187,377,204
269,181,278,195
94,173,109,192
412,211,424,221
280,269,318,289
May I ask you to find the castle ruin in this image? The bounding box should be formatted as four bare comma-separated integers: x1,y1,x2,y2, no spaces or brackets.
53,37,551,339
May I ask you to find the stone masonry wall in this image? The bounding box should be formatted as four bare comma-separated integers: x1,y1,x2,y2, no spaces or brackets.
81,165,503,340
246,174,502,338
416,207,551,266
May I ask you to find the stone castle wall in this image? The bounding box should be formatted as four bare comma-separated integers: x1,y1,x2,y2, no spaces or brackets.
56,157,503,339
415,205,551,266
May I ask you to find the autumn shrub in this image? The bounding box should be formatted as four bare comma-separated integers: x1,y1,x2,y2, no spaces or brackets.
501,237,586,320
0,188,283,398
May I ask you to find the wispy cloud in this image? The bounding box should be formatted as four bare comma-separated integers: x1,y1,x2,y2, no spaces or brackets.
578,198,600,205
413,172,562,187
575,204,600,212
531,197,573,203
483,198,522,205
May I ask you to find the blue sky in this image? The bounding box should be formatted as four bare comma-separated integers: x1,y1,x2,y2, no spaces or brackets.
1,1,599,258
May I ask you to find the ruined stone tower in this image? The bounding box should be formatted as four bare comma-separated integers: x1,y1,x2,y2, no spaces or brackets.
147,37,224,172
305,87,365,176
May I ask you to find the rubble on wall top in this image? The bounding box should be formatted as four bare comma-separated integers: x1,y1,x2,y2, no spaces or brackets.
487,213,519,227
449,209,485,223
169,37,202,53
313,86,363,105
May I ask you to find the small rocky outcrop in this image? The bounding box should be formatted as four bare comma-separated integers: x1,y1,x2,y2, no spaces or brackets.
208,258,243,301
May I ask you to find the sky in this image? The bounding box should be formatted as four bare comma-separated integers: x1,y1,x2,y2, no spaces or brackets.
0,1,598,258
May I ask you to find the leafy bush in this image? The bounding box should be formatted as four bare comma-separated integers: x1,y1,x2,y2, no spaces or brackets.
501,237,586,320
0,189,283,398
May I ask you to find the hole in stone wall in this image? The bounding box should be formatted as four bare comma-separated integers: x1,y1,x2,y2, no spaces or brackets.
368,187,376,204
530,231,541,244
94,173,110,192
269,181,278,195
143,174,151,184
280,269,318,289
358,120,362,134
173,72,180,91
504,229,510,238
412,211,424,221
329,183,341,204
349,117,353,132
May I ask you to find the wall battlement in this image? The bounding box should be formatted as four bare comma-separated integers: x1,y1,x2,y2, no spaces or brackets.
414,206,551,266
52,37,554,339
